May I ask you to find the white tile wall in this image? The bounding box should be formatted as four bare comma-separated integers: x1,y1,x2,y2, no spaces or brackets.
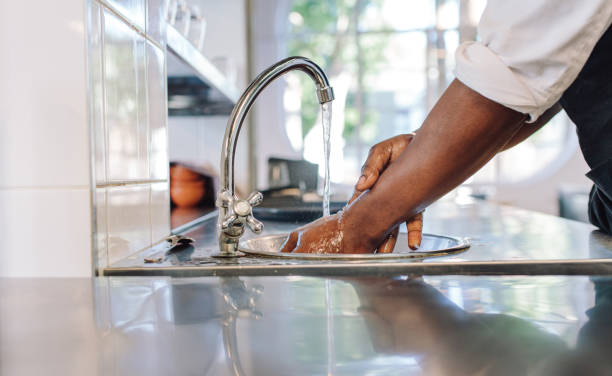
102,0,146,31
0,0,171,276
0,188,93,277
96,188,109,268
0,0,95,277
151,182,170,243
147,41,169,180
136,35,150,180
146,0,167,45
0,0,90,189
93,0,171,269
107,184,151,265
89,1,107,185
103,10,150,182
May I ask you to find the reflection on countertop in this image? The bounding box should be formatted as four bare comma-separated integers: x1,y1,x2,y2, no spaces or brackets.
170,204,215,230
2,275,612,375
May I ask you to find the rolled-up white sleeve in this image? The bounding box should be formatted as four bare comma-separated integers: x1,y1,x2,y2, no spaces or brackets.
454,0,612,121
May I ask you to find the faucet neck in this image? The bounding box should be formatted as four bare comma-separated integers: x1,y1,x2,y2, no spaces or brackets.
220,56,334,193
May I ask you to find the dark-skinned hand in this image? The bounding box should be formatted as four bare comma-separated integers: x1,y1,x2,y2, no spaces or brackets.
349,134,424,252
280,134,423,254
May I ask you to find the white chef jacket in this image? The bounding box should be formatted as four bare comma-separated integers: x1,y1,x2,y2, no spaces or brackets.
454,1,612,122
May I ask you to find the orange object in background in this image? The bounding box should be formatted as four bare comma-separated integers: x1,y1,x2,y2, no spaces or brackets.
170,163,217,208
171,180,206,207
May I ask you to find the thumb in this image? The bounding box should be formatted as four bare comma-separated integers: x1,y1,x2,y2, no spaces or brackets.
355,166,380,191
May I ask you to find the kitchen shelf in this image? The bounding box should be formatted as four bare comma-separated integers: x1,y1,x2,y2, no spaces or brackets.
166,25,239,115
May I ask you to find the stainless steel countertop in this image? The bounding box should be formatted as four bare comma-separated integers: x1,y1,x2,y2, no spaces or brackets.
105,200,612,276
3,274,611,375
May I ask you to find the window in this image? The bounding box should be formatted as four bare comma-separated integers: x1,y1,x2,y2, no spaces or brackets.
281,0,577,193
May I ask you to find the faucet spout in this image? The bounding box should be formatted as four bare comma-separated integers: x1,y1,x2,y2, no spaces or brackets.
216,56,334,256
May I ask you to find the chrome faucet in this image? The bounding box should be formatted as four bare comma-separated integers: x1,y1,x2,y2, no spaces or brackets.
216,56,334,256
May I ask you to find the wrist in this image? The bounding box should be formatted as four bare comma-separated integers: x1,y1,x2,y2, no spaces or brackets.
341,193,393,252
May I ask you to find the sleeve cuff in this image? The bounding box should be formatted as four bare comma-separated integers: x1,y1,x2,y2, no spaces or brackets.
454,41,544,122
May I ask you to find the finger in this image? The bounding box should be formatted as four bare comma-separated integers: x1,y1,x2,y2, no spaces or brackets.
377,227,399,253
355,144,389,192
280,231,299,253
356,160,383,192
356,134,415,192
407,212,423,250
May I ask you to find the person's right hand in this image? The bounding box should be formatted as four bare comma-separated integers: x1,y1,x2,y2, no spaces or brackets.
348,134,424,252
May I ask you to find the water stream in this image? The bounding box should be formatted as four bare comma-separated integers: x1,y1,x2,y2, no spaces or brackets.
321,102,332,217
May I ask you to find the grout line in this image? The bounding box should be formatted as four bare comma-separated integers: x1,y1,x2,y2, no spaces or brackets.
97,179,167,188
95,0,164,50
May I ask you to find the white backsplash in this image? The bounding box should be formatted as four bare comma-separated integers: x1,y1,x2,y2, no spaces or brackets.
92,0,170,270
0,0,92,276
0,188,93,277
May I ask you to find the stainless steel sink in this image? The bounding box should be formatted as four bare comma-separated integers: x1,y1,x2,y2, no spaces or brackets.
102,201,612,278
239,233,470,260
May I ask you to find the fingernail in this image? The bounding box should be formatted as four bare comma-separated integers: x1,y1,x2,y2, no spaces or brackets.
356,175,366,186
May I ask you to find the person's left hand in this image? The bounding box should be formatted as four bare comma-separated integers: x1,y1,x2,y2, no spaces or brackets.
349,134,423,252
279,212,372,254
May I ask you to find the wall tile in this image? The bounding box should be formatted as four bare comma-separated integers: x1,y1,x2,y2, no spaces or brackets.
101,0,146,31
0,188,92,277
103,10,149,181
151,182,170,243
136,35,150,179
89,1,107,185
0,0,90,188
96,188,108,270
107,184,151,264
146,0,167,45
147,42,169,180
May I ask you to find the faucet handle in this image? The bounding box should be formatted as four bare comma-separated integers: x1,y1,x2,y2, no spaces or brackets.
221,213,239,230
240,191,264,234
218,190,264,234
246,215,263,234
247,191,263,207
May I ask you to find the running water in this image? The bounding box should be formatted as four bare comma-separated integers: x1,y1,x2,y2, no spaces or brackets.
321,102,332,217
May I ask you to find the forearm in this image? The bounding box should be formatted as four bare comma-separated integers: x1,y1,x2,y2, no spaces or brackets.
343,80,526,249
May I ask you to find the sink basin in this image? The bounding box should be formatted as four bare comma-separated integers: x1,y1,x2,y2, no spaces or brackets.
239,233,470,260
252,199,346,222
